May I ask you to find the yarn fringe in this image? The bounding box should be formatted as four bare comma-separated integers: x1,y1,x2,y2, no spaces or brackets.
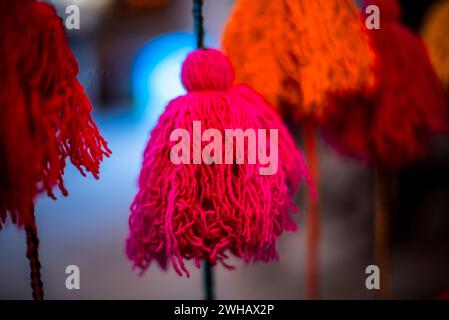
0,0,110,229
223,0,374,121
323,0,448,168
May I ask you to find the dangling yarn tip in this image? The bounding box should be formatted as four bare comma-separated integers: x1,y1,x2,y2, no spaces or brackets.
25,209,44,300
324,0,448,169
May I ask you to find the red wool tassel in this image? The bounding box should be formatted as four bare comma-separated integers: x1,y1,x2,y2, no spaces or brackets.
126,49,315,277
0,0,110,228
303,124,321,299
323,0,448,169
322,0,448,299
0,0,110,299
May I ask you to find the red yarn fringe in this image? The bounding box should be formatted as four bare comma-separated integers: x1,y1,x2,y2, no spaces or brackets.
323,0,448,169
127,85,314,276
0,0,110,229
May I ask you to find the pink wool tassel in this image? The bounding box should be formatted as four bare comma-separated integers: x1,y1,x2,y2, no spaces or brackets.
126,49,314,277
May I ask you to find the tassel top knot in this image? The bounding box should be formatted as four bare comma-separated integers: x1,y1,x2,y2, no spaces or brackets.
181,49,234,92
363,0,401,22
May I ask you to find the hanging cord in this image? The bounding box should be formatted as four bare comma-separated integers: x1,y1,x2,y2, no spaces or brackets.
374,169,390,299
25,206,44,300
203,260,215,300
192,0,214,300
304,123,320,300
193,0,205,49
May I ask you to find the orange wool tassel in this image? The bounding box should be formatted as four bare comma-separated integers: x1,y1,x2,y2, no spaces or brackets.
422,0,449,94
271,0,374,120
0,0,110,299
222,0,288,110
223,0,374,121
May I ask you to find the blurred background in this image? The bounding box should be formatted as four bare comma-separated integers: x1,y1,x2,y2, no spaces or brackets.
1,0,449,299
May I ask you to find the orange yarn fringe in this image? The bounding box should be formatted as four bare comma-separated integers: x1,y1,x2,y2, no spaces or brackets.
222,0,287,110
422,0,449,93
223,0,375,121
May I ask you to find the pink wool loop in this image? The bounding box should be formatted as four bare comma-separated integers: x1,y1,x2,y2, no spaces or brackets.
363,0,401,22
181,49,234,92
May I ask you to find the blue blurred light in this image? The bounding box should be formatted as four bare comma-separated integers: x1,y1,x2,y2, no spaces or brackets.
131,32,218,126
131,32,193,124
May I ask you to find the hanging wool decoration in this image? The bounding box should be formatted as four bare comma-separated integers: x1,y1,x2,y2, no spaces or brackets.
224,0,374,300
422,0,449,95
286,0,372,300
272,0,375,121
322,0,448,299
223,0,374,121
126,48,314,277
0,0,110,299
323,0,448,169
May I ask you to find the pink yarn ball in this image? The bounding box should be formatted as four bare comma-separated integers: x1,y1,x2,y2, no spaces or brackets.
181,48,234,92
